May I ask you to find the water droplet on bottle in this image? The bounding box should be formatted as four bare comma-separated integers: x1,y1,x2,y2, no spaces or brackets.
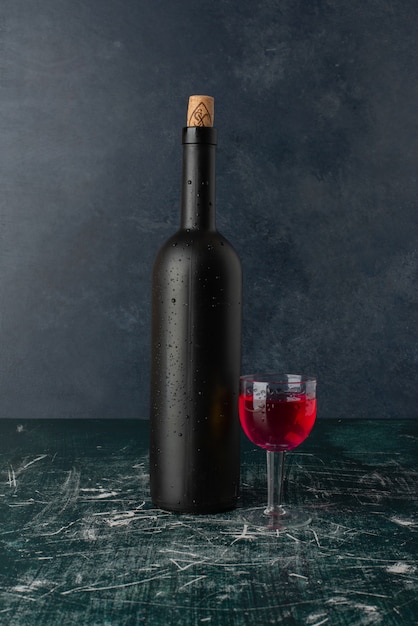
172,242,177,247
187,180,192,185
171,298,176,303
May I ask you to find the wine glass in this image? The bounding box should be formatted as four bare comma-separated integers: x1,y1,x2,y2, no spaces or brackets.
239,374,317,530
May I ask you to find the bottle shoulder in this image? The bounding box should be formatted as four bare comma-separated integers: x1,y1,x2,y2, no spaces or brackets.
158,228,231,243
153,229,241,276
155,229,240,258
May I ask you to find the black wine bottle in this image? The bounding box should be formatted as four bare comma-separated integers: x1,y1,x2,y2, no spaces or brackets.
149,95,242,513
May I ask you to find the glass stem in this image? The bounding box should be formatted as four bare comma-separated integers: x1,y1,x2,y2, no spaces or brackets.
264,450,285,517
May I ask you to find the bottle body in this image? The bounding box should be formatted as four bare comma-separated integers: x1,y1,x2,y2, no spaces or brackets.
149,127,242,513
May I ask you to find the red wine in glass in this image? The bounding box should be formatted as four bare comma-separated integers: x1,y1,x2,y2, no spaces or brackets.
239,393,317,452
239,374,317,530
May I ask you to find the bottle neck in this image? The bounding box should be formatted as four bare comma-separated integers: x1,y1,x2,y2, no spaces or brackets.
180,127,217,231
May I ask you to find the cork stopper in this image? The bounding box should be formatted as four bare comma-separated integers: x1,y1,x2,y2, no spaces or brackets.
187,95,214,127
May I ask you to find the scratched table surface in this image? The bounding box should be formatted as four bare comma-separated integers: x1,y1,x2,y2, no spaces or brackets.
0,419,417,626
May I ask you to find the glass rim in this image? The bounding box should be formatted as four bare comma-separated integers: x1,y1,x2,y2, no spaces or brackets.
240,373,317,384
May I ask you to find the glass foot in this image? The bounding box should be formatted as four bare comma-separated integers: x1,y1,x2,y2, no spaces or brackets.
243,506,312,531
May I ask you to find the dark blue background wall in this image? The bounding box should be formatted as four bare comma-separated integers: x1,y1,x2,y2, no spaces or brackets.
1,1,417,419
